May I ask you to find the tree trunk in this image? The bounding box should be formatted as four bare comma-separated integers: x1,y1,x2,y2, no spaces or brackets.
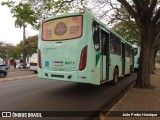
135,28,154,88
23,24,26,69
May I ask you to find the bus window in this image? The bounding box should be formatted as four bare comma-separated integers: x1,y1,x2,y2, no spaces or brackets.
93,21,100,51
126,44,129,57
110,34,116,54
134,48,138,55
42,16,82,40
129,46,133,58
126,44,132,58
116,38,121,55
101,30,107,55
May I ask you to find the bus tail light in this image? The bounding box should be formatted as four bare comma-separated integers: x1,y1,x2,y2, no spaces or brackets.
38,49,42,68
79,46,88,71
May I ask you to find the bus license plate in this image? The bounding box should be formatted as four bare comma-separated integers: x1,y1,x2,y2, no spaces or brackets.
54,62,63,66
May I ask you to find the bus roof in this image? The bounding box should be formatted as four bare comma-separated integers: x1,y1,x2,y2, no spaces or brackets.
92,15,132,47
42,11,133,47
42,11,86,22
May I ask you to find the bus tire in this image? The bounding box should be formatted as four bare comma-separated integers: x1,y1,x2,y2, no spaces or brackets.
112,68,119,85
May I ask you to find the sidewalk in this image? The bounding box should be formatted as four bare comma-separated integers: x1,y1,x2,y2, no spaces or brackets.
104,65,160,120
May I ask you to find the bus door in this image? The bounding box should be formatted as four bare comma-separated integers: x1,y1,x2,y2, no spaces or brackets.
122,43,125,75
101,29,109,81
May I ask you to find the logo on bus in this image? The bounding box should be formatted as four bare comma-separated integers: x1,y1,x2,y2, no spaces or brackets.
65,62,75,65
54,22,67,35
45,61,49,67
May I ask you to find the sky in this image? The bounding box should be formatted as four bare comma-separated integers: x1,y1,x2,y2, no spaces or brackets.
0,1,38,45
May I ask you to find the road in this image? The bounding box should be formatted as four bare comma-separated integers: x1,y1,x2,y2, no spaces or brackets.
0,72,137,120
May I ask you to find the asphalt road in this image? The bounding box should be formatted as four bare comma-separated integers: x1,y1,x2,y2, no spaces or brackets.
0,73,137,120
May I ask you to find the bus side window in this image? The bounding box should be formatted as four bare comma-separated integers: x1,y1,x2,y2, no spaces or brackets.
134,48,138,56
126,44,132,58
93,21,100,51
126,44,129,57
110,34,116,54
116,38,121,55
129,46,133,58
101,30,107,55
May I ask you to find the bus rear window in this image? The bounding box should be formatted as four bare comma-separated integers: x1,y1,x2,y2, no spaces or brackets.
42,16,82,40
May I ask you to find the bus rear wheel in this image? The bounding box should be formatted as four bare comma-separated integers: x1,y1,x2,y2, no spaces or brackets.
112,68,119,85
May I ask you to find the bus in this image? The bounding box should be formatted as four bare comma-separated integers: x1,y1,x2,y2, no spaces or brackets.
134,47,140,70
38,11,133,85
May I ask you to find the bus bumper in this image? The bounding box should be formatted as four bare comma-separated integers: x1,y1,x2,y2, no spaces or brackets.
38,69,99,85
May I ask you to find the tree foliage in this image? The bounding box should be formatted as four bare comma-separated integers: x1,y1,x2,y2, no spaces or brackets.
91,0,160,88
0,41,18,60
2,1,39,68
0,35,37,61
112,21,140,46
27,0,87,19
0,42,8,60
19,35,38,57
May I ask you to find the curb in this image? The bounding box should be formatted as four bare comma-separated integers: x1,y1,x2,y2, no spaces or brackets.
0,74,37,82
100,79,136,120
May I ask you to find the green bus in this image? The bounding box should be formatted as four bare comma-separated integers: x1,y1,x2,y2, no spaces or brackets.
38,11,133,85
134,47,140,70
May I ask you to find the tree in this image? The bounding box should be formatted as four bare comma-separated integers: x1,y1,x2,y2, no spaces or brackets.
9,45,22,60
111,5,160,75
2,1,38,68
27,0,87,19
91,0,160,88
112,20,160,74
0,41,16,62
112,0,160,88
112,21,140,46
19,35,38,57
0,42,7,62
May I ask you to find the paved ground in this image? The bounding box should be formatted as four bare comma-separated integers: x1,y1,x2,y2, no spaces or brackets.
104,65,160,120
0,71,137,120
